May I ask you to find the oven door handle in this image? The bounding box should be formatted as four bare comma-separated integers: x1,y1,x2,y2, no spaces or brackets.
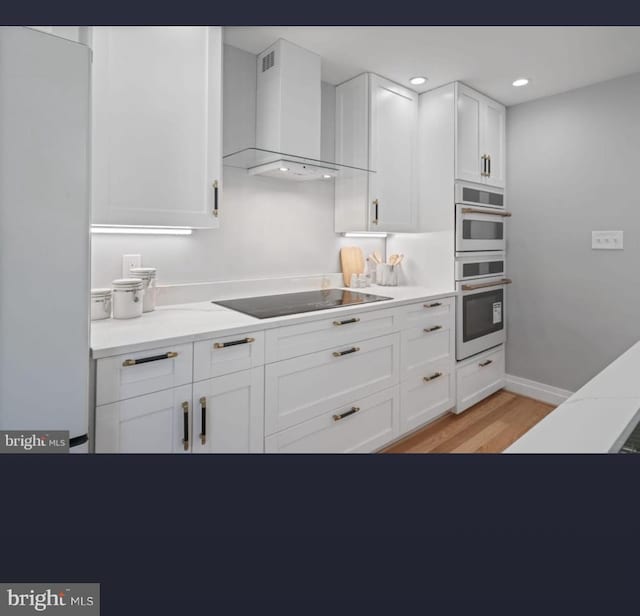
461,278,512,291
461,207,512,217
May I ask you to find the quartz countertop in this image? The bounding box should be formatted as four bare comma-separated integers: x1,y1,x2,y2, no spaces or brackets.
505,341,640,453
91,285,457,360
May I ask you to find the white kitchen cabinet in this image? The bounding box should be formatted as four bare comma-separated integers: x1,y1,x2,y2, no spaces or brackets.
455,345,505,414
455,83,505,188
335,73,418,232
192,368,264,453
91,26,222,228
95,385,192,453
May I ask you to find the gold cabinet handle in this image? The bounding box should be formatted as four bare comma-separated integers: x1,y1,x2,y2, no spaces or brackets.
213,337,255,349
372,199,379,224
122,351,178,367
182,401,190,452
479,360,493,367
423,372,443,382
423,325,443,333
212,180,219,217
333,317,360,326
332,346,360,358
424,302,442,308
199,396,207,446
333,406,360,422
487,154,491,177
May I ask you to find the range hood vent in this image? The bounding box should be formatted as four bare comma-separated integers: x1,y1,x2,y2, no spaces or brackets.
223,39,374,181
223,147,374,181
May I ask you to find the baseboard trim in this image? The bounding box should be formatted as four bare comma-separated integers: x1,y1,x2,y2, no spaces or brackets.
505,374,573,406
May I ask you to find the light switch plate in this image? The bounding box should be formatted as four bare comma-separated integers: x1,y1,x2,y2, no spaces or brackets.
592,230,623,250
122,254,142,277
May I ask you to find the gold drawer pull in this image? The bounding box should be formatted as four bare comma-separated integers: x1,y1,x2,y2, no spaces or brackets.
424,325,443,333
333,317,360,326
424,302,442,308
122,351,178,367
213,337,255,349
333,406,360,422
479,360,493,367
332,346,360,358
423,372,443,383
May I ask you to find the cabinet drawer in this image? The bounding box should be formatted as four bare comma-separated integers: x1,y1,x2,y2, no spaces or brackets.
265,306,399,363
456,346,505,413
95,385,192,453
265,333,400,434
401,322,454,380
400,361,454,434
265,386,400,453
192,368,264,453
96,343,193,406
398,297,454,330
193,331,264,382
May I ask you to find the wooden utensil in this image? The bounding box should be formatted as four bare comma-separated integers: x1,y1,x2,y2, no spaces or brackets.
340,246,365,287
373,250,383,265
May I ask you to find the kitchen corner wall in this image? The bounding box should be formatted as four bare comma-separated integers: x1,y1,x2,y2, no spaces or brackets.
90,43,384,288
506,72,640,392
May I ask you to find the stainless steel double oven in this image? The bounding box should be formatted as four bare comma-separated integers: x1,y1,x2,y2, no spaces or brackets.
455,183,511,360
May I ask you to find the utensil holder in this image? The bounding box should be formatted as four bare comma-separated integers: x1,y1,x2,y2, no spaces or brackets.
376,264,399,286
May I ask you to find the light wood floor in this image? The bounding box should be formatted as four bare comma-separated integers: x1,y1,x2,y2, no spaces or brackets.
383,390,555,453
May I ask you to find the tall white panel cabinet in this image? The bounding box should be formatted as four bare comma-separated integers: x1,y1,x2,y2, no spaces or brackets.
335,73,418,232
90,26,222,228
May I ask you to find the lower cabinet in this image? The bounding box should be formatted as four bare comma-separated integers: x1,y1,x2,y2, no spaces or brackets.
265,387,400,453
400,360,454,433
455,345,505,413
95,385,192,453
192,368,264,453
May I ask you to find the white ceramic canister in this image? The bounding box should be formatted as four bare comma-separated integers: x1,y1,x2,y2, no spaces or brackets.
111,278,144,319
90,288,112,321
129,267,157,312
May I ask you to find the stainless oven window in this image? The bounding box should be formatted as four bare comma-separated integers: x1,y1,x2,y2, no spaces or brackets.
462,219,504,240
463,288,504,343
462,261,504,278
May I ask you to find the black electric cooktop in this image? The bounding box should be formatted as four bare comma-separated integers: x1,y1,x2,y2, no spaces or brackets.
213,289,392,319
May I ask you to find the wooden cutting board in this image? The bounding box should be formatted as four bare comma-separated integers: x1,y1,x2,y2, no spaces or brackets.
340,246,365,287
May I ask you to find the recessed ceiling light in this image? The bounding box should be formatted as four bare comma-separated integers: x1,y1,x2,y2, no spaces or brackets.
409,76,427,86
279,167,289,172
512,78,529,87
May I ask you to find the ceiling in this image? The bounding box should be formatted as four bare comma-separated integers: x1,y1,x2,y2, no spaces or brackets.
224,26,640,106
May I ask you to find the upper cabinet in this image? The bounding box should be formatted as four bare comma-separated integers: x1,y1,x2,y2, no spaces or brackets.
455,83,505,188
91,26,222,228
335,73,418,233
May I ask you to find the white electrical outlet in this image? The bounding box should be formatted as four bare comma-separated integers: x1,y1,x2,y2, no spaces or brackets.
592,231,623,250
122,254,142,277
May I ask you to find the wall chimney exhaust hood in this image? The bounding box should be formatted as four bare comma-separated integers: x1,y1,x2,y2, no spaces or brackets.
223,39,374,181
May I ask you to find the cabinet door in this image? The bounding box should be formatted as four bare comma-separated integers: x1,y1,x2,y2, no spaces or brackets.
455,83,484,185
481,98,506,188
91,26,221,228
368,75,418,232
192,368,264,453
95,385,192,453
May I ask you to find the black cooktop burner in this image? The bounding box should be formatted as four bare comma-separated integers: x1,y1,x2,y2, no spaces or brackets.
213,289,392,319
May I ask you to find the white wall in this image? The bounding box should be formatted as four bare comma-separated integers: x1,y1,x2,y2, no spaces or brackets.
506,72,640,392
91,43,383,288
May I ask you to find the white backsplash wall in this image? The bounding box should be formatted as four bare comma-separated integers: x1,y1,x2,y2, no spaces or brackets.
91,167,384,287
91,43,384,289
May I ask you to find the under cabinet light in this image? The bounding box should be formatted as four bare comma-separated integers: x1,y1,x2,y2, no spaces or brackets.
91,226,193,236
342,232,388,239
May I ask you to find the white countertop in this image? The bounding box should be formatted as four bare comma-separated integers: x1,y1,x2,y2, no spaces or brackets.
506,341,640,453
91,285,457,359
